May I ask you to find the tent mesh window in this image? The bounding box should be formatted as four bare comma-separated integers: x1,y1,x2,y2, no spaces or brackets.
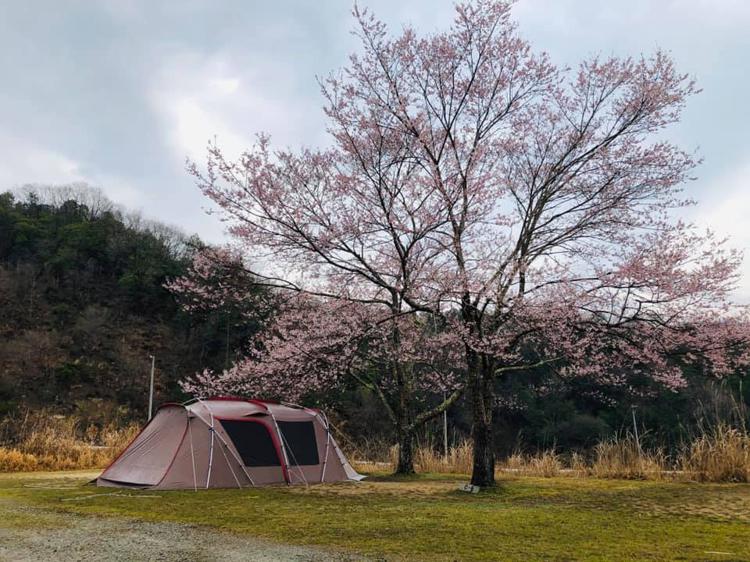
277,421,320,466
220,420,281,467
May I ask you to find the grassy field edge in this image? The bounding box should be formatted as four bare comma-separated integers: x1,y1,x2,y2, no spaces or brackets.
1,470,749,561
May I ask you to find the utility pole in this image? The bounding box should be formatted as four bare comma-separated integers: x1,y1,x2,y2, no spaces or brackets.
148,355,155,421
631,405,641,452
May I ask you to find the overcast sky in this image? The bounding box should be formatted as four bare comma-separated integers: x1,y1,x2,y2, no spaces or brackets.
1,0,749,298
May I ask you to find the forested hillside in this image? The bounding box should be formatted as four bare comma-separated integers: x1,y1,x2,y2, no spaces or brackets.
0,185,264,423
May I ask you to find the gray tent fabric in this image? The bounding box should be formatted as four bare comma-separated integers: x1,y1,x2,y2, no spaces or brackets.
96,398,364,490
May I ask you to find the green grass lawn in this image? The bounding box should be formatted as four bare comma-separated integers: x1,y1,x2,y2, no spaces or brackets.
2,470,749,561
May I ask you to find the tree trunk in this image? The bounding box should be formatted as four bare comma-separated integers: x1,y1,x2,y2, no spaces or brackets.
471,408,495,487
395,428,415,475
470,355,496,487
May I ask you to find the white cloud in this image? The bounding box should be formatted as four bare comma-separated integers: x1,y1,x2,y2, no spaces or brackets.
211,77,240,95
0,132,149,214
0,133,83,188
149,52,327,167
166,96,249,162
515,0,750,35
92,174,147,210
694,158,750,301
2,0,747,277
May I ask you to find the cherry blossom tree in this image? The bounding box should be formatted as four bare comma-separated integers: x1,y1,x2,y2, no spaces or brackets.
186,0,750,486
178,290,465,473
165,246,251,313
166,245,271,368
169,247,464,473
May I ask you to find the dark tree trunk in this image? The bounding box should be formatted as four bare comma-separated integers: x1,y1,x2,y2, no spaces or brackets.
388,305,416,476
395,428,415,475
470,354,496,487
471,409,495,487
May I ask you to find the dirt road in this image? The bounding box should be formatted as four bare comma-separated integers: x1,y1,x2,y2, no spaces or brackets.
0,498,364,562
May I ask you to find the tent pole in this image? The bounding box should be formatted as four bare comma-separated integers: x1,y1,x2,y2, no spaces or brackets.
319,412,332,483
206,408,215,488
218,440,243,489
188,418,197,492
268,412,292,485
278,425,309,487
190,400,256,487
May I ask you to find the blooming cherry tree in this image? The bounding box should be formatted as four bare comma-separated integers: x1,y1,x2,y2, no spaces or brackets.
166,245,271,369
179,290,465,473
185,1,750,485
165,246,253,314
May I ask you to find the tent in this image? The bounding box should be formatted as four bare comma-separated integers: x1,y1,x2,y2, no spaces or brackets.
96,397,364,489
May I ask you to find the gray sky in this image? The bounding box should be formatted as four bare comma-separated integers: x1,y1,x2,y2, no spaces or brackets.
1,0,749,298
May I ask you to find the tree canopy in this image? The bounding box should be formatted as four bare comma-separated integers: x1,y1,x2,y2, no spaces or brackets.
182,0,750,485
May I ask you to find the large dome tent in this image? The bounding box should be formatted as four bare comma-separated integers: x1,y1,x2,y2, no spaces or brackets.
96,397,363,490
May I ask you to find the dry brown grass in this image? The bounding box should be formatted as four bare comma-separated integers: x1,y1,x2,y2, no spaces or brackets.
527,450,564,477
414,440,473,474
590,435,667,480
569,452,589,477
351,440,475,474
346,437,395,473
678,424,750,483
367,442,567,477
6,409,749,484
497,449,564,477
0,410,139,472
0,449,39,472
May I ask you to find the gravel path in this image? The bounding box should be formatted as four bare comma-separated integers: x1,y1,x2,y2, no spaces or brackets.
0,499,366,562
